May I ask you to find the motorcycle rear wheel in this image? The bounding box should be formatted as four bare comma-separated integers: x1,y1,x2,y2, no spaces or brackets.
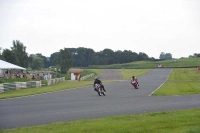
102,91,106,96
98,92,102,96
133,84,139,89
98,89,102,96
135,85,139,89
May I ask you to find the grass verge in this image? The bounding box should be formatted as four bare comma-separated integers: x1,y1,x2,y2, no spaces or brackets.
119,69,152,80
0,80,113,99
1,108,200,133
153,68,200,95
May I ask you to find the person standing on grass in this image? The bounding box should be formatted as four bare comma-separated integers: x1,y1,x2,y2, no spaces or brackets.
78,73,81,81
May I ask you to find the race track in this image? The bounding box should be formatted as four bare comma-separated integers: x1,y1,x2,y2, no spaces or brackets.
0,68,200,129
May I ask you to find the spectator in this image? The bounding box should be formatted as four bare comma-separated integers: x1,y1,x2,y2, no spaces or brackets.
78,73,81,81
79,74,81,81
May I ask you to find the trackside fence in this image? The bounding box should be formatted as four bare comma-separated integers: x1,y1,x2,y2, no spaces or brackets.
0,77,65,93
47,77,65,86
0,81,41,93
80,73,94,81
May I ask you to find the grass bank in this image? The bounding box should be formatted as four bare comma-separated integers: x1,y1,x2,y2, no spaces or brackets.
88,57,200,69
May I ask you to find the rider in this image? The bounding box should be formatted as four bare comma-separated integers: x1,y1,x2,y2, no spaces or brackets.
131,76,139,86
93,77,106,92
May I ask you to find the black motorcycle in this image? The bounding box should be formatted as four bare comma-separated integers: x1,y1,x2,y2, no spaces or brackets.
94,84,106,96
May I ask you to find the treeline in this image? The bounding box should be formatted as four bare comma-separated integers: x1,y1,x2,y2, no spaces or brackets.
1,40,199,73
53,48,155,67
0,40,154,71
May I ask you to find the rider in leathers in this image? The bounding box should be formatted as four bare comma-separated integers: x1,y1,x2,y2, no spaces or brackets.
131,76,139,86
93,77,106,92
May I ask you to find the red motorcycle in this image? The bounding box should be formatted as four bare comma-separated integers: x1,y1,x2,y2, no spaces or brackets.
131,80,139,89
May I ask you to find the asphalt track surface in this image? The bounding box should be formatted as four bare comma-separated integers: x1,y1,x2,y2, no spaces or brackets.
0,68,200,129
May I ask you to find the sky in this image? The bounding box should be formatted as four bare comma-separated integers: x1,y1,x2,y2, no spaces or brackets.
0,0,200,59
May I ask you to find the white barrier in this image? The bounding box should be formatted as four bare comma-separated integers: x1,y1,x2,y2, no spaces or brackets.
80,73,94,81
0,76,87,93
0,81,42,93
0,84,4,93
47,77,65,86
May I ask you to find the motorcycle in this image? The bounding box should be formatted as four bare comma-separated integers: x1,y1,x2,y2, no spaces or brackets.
94,84,106,96
131,80,139,89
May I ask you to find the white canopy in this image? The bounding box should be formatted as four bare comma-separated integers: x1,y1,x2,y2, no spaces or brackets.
0,60,26,70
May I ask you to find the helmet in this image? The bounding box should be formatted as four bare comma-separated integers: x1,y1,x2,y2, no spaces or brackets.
132,76,135,78
94,77,99,80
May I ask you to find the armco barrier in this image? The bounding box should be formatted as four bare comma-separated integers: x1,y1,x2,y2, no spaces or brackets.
47,77,65,86
0,77,66,93
0,84,4,93
80,73,94,81
0,81,41,93
3,83,19,91
0,76,89,93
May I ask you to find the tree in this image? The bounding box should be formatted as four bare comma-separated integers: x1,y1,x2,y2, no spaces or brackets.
67,48,77,67
159,52,165,59
132,52,139,61
50,52,60,67
193,53,200,57
138,52,149,60
115,50,123,64
165,53,172,59
159,52,172,60
2,49,18,64
0,47,3,60
70,47,96,67
188,55,194,58
102,49,115,65
85,48,96,66
121,50,134,63
11,40,28,68
28,54,34,68
35,53,50,68
31,56,44,70
60,48,73,73
76,47,87,67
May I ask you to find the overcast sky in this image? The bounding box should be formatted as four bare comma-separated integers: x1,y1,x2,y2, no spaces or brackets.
0,0,200,59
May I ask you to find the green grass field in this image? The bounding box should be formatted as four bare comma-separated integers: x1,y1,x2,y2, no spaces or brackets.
119,69,152,80
1,108,200,133
153,68,200,95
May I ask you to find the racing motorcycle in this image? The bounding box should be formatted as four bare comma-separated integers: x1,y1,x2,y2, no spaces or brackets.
94,84,106,96
131,80,139,89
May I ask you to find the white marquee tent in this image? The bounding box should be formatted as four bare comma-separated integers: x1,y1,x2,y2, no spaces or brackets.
0,60,26,70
